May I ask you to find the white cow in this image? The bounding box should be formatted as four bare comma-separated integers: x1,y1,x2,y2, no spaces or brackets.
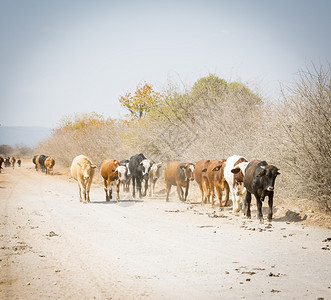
224,155,249,214
70,155,96,203
148,162,162,197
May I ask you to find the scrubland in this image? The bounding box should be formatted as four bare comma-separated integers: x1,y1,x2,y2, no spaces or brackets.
37,65,331,214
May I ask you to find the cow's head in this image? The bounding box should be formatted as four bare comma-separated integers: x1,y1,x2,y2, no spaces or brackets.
257,164,280,192
115,165,127,183
140,159,151,180
150,162,162,180
181,163,195,181
78,161,96,182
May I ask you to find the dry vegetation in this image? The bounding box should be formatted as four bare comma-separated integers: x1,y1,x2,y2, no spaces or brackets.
37,65,331,212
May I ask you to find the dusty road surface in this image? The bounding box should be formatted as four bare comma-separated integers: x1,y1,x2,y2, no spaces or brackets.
1,161,330,299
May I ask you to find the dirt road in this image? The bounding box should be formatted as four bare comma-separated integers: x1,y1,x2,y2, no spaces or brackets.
1,161,330,299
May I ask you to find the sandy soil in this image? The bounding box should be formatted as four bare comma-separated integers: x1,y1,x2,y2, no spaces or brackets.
0,161,330,299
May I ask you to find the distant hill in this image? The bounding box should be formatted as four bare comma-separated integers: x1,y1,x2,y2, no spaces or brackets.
0,126,52,148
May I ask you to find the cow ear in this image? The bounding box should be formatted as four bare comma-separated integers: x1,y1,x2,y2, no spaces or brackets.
91,164,97,169
140,161,143,165
277,171,280,175
231,167,240,174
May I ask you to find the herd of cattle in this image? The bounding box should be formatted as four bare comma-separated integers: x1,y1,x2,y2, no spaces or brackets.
32,155,56,175
68,153,280,223
0,156,21,171
1,153,280,222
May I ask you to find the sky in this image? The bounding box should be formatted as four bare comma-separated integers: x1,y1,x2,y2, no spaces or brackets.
1,0,330,128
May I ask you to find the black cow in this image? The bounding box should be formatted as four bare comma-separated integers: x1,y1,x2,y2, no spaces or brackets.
244,160,280,222
17,159,21,167
120,159,131,192
5,157,10,167
128,153,151,198
32,155,38,170
38,155,48,172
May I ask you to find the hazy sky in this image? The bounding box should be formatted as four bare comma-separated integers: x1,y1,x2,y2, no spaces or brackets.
1,0,330,128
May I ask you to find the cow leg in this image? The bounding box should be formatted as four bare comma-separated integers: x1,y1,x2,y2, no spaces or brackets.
116,181,120,202
132,177,136,198
176,185,183,201
166,182,171,202
184,183,189,202
198,183,204,204
103,179,110,201
267,193,274,222
209,184,215,207
203,180,210,204
137,178,143,198
143,179,148,197
86,181,92,203
254,192,263,223
245,192,252,218
152,180,156,197
78,182,83,202
216,185,222,208
232,188,239,213
223,181,230,207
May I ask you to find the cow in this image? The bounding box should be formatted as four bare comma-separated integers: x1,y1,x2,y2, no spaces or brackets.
100,159,121,201
194,159,211,204
0,156,4,173
206,159,229,208
32,155,38,170
9,157,16,169
164,161,195,202
148,162,162,197
119,159,131,192
17,159,21,167
4,157,10,167
44,156,55,175
70,155,96,203
35,155,47,172
243,160,280,223
128,153,151,198
224,155,249,214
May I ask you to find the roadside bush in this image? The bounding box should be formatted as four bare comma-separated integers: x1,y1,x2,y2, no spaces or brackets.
279,65,331,207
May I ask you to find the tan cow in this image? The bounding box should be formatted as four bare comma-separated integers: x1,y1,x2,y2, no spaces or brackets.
194,159,211,204
70,155,96,203
148,162,162,197
44,156,55,175
206,159,230,208
100,159,121,201
9,157,16,169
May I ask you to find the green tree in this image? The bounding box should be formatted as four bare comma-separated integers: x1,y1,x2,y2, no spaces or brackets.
119,83,162,120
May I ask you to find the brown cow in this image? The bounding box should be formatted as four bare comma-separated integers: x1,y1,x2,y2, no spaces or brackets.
70,155,96,203
194,159,211,204
100,159,121,201
9,157,16,169
44,156,55,175
206,159,229,208
165,161,195,202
